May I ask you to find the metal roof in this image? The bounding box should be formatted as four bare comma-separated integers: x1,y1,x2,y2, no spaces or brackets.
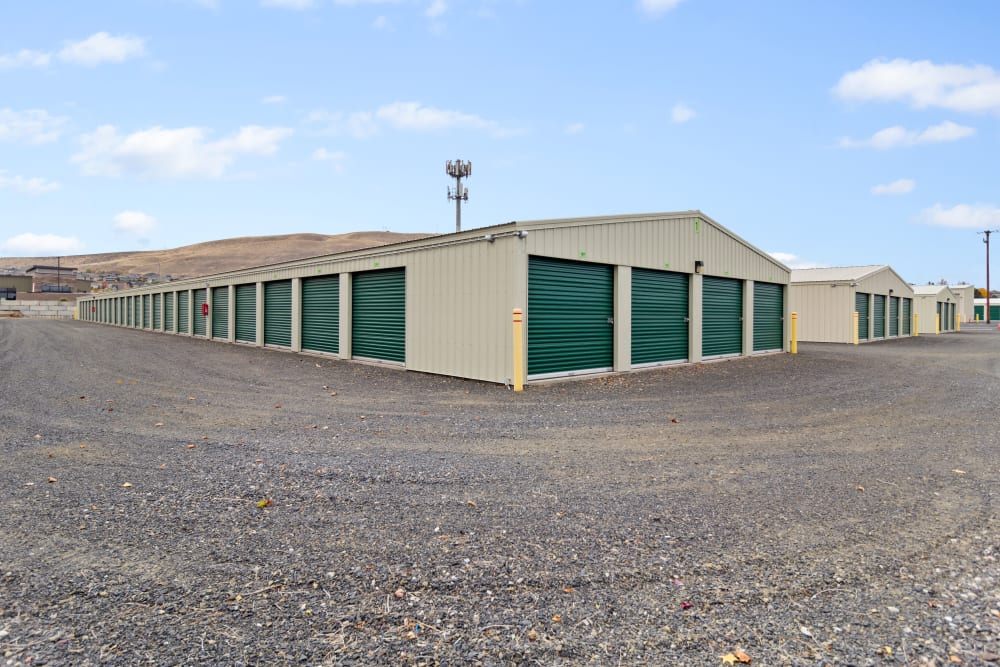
911,285,955,297
790,265,887,283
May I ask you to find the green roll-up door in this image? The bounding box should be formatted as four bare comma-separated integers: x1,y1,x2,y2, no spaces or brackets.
702,276,744,358
264,280,292,347
133,297,140,327
889,296,899,337
527,257,613,376
178,291,190,333
193,288,207,336
873,294,885,339
164,292,174,332
124,297,130,326
855,292,869,340
991,305,1000,320
936,303,943,330
948,303,955,329
631,268,688,365
902,298,911,335
212,287,229,339
142,295,150,328
153,294,162,330
974,305,983,320
352,269,406,363
302,275,339,354
235,284,257,343
753,281,784,352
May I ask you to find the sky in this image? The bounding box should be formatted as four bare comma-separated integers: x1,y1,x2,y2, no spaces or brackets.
1,0,999,286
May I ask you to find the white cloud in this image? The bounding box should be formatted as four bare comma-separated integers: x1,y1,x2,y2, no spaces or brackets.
372,15,392,29
306,110,379,139
0,108,68,144
307,102,519,138
425,0,446,17
768,252,825,270
565,122,585,135
916,203,1000,229
113,211,158,236
834,58,1000,114
671,103,695,123
261,95,287,105
0,171,61,195
637,0,683,17
871,178,915,195
838,120,975,149
0,49,51,69
261,0,317,7
58,32,146,67
312,148,348,172
72,124,293,179
0,233,83,255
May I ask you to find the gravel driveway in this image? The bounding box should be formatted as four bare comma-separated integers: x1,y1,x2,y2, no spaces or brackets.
1,320,997,666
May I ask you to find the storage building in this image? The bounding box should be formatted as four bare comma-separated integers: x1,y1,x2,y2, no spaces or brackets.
948,284,974,322
973,298,999,321
788,266,915,343
77,211,791,385
912,285,959,334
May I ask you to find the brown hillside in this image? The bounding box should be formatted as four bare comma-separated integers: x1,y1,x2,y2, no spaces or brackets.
0,231,434,278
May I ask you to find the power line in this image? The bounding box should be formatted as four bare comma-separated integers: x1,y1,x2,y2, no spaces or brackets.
979,229,999,323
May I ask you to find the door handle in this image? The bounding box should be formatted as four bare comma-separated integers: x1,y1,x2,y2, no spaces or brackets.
607,317,614,324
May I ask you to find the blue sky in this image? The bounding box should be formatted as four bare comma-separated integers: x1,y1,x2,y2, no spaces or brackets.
1,0,998,286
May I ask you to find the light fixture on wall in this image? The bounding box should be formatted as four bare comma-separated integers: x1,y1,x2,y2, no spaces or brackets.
694,260,704,274
889,288,894,295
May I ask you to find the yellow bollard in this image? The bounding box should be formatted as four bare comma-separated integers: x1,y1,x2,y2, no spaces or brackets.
790,312,798,354
512,308,524,392
853,311,859,345
914,313,919,336
935,313,940,335
956,313,960,332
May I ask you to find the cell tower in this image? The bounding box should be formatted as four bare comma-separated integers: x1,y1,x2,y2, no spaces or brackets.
446,159,471,232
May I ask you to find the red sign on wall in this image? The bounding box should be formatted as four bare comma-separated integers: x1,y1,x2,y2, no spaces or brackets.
202,303,209,316
92,306,96,312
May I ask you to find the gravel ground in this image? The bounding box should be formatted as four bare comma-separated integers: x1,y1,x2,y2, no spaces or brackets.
1,319,997,666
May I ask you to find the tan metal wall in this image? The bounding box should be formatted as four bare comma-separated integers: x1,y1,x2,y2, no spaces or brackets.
523,213,787,284
950,286,975,322
789,283,854,343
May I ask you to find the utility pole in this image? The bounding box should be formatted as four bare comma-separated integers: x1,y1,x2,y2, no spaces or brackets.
980,229,999,323
445,159,471,233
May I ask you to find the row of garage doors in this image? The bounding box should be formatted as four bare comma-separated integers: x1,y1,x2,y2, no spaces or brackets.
82,269,406,364
974,304,1000,320
526,257,784,377
855,293,913,339
84,257,784,380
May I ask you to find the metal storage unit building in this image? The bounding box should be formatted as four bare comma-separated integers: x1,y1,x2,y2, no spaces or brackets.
948,285,975,323
912,285,959,334
77,211,791,385
788,266,915,344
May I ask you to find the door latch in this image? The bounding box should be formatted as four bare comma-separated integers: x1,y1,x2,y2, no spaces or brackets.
607,317,614,324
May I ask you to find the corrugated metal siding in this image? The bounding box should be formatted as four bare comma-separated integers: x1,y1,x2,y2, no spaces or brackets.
856,292,869,340
352,269,405,363
630,268,688,365
164,292,174,331
264,280,292,347
889,297,899,336
873,294,886,339
153,294,162,330
525,214,787,284
142,295,150,328
134,297,141,328
753,282,784,352
702,276,743,357
211,287,229,339
902,298,911,335
301,275,339,354
235,284,256,343
177,291,190,333
193,289,207,336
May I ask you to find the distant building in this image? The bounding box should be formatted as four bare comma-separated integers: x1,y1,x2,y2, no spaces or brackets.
24,265,91,294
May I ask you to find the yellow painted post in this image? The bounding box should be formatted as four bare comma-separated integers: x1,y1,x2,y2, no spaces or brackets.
512,308,524,392
956,313,961,332
790,312,798,354
914,313,919,336
935,313,940,334
852,311,859,345
976,313,980,322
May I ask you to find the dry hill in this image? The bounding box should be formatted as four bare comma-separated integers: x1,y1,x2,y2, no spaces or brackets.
1,231,433,278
